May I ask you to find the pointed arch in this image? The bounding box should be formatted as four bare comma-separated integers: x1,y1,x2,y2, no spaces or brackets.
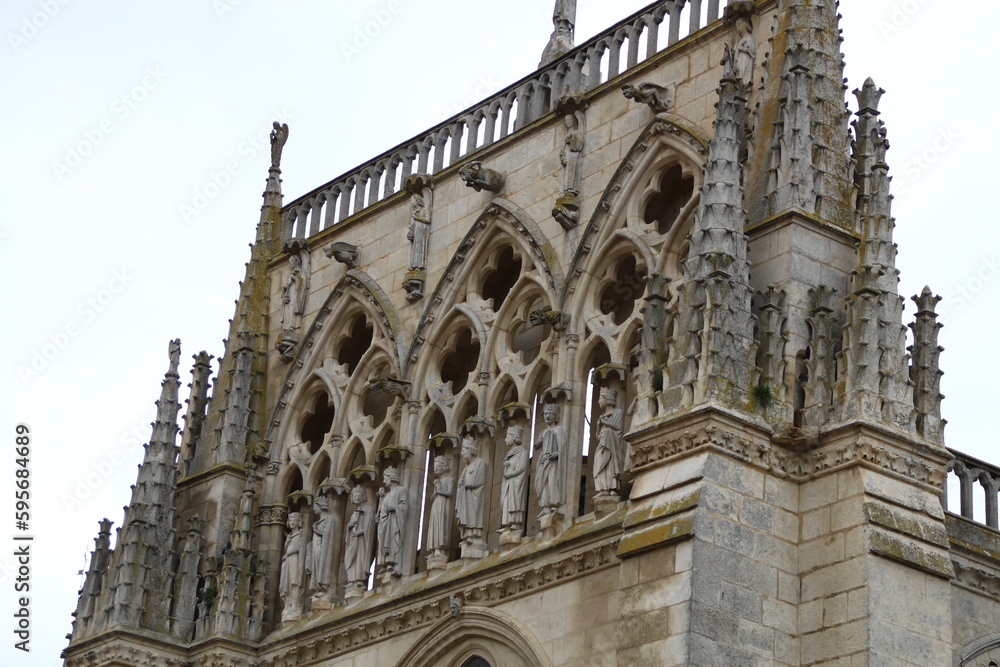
565,115,708,309
397,607,548,667
264,269,405,462
410,198,564,376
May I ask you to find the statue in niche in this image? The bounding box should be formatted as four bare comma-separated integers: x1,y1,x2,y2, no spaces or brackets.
534,404,566,517
277,249,310,359
307,497,333,598
270,121,289,170
456,436,488,547
723,16,756,84
404,189,432,300
376,466,408,576
500,425,528,532
279,512,304,621
552,105,586,230
540,0,577,66
425,455,454,558
344,485,374,592
593,387,626,496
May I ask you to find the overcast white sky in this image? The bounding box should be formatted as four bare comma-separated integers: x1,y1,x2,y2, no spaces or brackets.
2,0,997,663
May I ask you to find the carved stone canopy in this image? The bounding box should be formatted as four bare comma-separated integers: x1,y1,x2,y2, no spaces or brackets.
499,401,532,425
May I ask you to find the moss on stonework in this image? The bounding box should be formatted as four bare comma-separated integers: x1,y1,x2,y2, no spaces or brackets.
869,531,953,578
617,516,694,558
623,490,701,529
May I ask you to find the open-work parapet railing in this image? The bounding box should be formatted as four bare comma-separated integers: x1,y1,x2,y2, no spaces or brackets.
945,448,1000,531
281,0,741,241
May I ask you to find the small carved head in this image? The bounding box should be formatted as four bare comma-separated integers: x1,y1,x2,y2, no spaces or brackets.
461,435,478,460
383,466,400,486
599,387,618,407
506,424,524,445
433,454,451,475
287,512,302,530
350,485,366,505
542,403,559,423
313,496,329,514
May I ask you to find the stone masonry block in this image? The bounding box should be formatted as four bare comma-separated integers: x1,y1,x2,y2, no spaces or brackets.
737,617,776,657
800,619,866,664
738,558,778,598
778,571,800,604
801,473,839,512
730,464,765,500
620,571,691,617
801,506,831,541
801,557,866,602
616,607,672,649
739,497,776,532
763,597,797,634
799,533,847,573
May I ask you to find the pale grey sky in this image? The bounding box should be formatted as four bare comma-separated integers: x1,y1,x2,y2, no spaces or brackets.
3,1,996,663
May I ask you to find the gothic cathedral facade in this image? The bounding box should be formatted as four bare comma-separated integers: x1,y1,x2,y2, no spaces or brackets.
64,1,1000,665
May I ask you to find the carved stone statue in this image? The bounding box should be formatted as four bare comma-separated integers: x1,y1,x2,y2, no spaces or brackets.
277,249,310,359
553,108,586,230
270,121,289,170
723,17,757,84
456,436,488,551
376,466,408,576
407,193,431,271
404,190,432,300
168,338,181,374
279,512,304,621
593,388,626,496
344,485,374,593
500,425,528,532
622,82,675,114
307,497,333,598
425,455,454,558
534,404,566,517
540,0,577,66
459,161,505,193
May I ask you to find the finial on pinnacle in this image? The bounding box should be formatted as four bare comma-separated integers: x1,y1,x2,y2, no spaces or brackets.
853,78,885,115
270,121,289,171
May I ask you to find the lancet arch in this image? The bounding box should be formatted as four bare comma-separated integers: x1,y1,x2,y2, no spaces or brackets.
566,114,708,310
264,269,404,462
410,198,564,377
397,607,548,667
960,634,1000,666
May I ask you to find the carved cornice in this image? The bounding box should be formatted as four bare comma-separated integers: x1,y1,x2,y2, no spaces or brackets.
254,538,618,667
630,422,945,488
463,541,618,605
64,641,187,667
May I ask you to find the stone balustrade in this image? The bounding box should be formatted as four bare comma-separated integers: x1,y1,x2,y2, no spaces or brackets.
944,448,1000,530
281,0,739,240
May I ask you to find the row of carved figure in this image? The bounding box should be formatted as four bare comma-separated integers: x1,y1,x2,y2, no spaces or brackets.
277,391,624,620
